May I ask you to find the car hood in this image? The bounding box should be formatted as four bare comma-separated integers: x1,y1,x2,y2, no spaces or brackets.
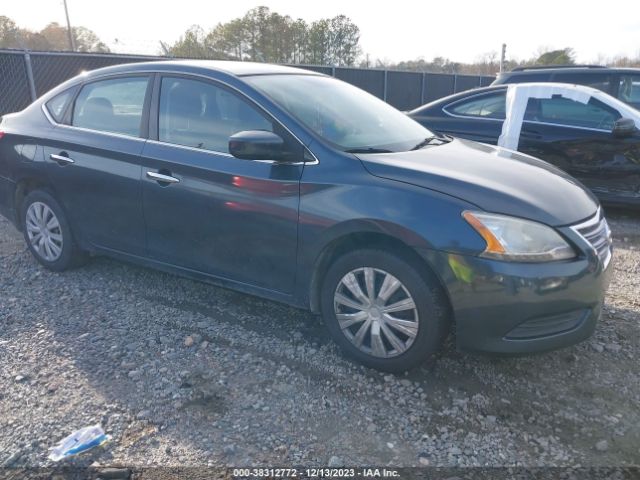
357,138,599,227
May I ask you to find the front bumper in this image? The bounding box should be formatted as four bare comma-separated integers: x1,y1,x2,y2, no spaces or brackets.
417,225,612,354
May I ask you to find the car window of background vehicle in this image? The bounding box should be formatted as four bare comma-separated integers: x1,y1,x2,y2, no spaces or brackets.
158,77,274,153
553,73,612,93
448,92,507,119
618,75,640,107
72,77,149,137
524,96,621,130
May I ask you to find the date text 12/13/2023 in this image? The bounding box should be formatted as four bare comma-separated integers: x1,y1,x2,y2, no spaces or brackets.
232,468,400,478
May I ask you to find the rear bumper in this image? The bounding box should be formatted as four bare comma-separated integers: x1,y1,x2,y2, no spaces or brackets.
418,242,612,355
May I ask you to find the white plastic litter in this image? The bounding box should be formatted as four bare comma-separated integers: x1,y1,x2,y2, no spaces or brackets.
48,424,110,461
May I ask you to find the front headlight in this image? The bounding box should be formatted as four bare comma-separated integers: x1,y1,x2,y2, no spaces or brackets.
463,211,576,262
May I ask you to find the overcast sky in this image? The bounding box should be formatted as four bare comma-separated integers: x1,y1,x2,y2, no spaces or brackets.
5,0,640,63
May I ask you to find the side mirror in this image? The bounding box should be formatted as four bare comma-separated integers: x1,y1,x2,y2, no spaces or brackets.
229,130,285,161
612,118,637,138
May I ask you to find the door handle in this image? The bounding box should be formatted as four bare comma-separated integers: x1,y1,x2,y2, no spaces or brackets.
49,153,75,165
146,171,180,184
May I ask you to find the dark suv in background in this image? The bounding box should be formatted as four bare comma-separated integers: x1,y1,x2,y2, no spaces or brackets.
493,65,640,109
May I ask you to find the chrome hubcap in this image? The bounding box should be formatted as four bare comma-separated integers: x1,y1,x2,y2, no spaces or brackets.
26,202,63,262
334,267,419,358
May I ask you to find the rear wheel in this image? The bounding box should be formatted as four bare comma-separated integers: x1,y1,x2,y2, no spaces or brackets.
21,190,87,271
320,249,449,372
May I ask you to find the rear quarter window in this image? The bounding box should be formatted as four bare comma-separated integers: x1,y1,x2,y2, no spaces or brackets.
45,88,75,123
447,91,506,119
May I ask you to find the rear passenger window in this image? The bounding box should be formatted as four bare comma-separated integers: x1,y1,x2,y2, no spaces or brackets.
618,75,640,108
159,77,273,153
553,73,611,94
72,77,149,137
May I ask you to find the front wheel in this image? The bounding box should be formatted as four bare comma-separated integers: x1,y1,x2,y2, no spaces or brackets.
320,249,450,372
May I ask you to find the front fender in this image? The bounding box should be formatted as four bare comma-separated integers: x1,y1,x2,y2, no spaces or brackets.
293,153,486,307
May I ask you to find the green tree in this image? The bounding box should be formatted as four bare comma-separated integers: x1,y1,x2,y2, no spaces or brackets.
290,18,308,64
205,19,246,60
0,17,109,52
328,15,360,66
534,48,576,65
0,16,22,48
308,19,331,64
72,26,109,52
168,7,361,66
169,25,209,58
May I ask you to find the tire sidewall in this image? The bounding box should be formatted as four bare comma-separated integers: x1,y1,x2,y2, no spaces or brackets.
21,190,76,271
320,249,448,372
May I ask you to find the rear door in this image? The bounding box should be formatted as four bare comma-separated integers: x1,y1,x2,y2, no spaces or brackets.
41,75,151,255
519,95,640,200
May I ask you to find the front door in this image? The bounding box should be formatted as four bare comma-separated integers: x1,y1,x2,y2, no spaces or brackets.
519,95,640,200
141,75,304,293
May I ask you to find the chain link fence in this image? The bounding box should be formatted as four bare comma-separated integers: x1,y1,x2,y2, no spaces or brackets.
0,49,495,116
0,51,33,115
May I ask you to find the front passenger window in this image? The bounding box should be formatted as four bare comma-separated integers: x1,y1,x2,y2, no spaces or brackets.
159,77,274,153
526,96,621,130
72,76,149,137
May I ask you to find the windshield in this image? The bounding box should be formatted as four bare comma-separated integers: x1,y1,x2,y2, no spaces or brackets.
245,74,434,152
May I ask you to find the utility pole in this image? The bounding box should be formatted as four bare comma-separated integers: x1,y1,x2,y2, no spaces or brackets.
500,43,506,73
63,0,76,51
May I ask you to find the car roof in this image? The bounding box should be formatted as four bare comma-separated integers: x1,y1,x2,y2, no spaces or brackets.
504,65,640,75
412,82,640,125
411,82,610,113
410,85,507,112
81,59,324,80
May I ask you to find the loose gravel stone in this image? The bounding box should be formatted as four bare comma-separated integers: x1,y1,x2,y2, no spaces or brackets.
0,212,638,467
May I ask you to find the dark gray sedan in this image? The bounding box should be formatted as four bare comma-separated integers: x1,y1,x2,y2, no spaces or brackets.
0,61,612,371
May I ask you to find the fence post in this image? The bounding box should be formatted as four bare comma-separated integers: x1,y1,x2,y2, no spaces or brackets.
452,74,458,94
23,51,37,101
331,66,336,77
383,69,388,102
420,73,426,105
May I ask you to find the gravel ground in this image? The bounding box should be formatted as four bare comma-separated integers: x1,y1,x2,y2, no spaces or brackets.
0,210,638,469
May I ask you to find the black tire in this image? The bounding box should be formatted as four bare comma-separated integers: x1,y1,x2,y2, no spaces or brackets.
21,189,87,271
320,249,449,372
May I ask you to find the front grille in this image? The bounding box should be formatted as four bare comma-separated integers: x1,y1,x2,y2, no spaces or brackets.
572,209,612,268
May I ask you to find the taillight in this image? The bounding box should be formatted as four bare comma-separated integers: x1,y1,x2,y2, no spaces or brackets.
0,131,4,140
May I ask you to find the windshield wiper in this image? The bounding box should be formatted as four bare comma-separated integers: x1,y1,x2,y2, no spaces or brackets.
411,134,452,150
345,147,394,154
